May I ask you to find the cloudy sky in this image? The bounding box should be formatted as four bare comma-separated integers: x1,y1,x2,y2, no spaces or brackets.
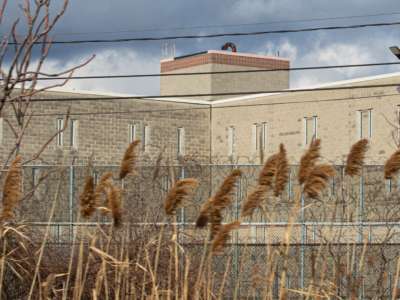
3,0,400,95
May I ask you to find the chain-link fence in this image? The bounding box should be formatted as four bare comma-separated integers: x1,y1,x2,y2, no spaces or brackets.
4,163,400,298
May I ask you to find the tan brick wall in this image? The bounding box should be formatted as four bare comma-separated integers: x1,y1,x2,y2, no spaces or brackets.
211,75,400,165
0,91,211,166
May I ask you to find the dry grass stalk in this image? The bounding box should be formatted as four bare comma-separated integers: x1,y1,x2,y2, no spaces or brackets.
298,139,321,184
303,164,336,199
152,148,164,181
119,140,140,180
241,185,267,217
79,175,96,218
384,149,400,179
274,143,289,197
344,139,369,176
1,155,22,221
258,153,279,186
105,184,123,227
41,273,55,299
211,221,240,254
164,178,198,215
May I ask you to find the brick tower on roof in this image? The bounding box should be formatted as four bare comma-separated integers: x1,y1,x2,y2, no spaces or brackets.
160,49,290,101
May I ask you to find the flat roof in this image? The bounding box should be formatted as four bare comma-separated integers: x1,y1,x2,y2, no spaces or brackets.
161,50,289,63
211,71,400,105
41,70,400,106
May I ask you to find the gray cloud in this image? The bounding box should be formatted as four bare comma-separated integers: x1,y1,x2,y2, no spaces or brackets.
3,0,400,94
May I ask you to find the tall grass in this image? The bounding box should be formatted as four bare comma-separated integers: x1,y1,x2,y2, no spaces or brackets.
0,140,399,299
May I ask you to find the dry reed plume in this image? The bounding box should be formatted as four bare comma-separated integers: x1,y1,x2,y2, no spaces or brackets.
79,175,96,218
196,198,212,228
345,139,369,176
298,138,321,184
241,185,267,217
303,164,336,199
211,220,240,254
94,172,113,214
384,149,400,179
213,169,242,210
164,178,198,215
195,169,241,233
258,153,279,186
210,208,223,238
241,144,289,218
1,155,22,221
274,143,289,197
105,184,123,227
119,140,140,180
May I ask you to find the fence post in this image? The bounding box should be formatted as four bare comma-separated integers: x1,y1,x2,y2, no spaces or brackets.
234,170,241,296
358,171,364,243
300,193,305,291
69,164,75,242
179,166,185,231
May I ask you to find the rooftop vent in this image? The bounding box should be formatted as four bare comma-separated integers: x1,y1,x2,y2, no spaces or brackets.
221,42,237,52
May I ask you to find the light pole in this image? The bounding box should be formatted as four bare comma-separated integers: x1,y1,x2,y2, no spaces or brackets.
389,46,400,59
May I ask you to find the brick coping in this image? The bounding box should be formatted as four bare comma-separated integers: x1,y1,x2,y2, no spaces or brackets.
161,50,290,73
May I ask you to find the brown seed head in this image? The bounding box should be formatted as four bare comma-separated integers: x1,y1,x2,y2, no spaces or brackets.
303,164,336,199
211,221,240,254
209,208,223,239
345,139,369,177
105,184,123,227
258,153,279,186
274,143,289,197
164,178,198,215
213,169,241,211
1,155,22,221
79,175,96,218
298,139,321,185
195,198,212,228
384,149,400,179
241,185,268,218
119,140,140,180
94,172,113,208
195,198,223,238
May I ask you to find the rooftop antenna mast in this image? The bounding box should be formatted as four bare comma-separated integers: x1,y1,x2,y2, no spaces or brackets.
161,41,176,59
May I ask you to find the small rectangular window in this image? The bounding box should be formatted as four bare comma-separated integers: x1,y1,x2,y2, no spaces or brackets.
32,167,40,187
56,118,64,147
251,123,258,153
128,123,137,143
228,126,235,156
143,125,150,152
358,109,372,139
93,171,99,185
261,122,267,151
304,116,317,145
177,127,185,156
397,106,400,141
70,119,79,148
386,178,392,193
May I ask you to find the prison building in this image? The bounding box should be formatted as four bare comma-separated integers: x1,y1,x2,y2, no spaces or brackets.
0,47,400,166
